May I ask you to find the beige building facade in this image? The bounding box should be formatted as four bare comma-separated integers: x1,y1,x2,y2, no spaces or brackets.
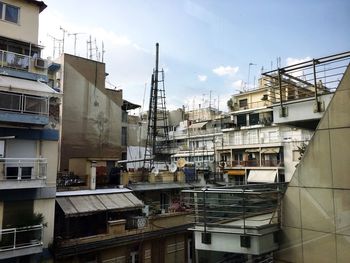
276,66,350,262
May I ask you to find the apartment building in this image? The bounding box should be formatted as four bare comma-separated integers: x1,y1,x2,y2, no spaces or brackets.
0,0,61,262
217,85,314,185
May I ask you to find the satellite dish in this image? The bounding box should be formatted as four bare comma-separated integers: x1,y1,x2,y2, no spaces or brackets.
169,163,177,173
151,167,159,176
176,158,186,168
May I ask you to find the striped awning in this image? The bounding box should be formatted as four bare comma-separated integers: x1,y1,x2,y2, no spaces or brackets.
261,147,280,154
247,170,277,183
226,170,245,176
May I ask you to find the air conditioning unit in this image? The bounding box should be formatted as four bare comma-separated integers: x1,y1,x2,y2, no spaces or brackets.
127,216,147,229
34,58,47,69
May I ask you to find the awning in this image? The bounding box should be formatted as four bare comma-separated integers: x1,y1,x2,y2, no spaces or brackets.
0,75,61,97
122,99,141,111
226,170,245,176
247,170,277,183
189,122,207,129
245,148,260,153
261,147,280,154
56,192,143,217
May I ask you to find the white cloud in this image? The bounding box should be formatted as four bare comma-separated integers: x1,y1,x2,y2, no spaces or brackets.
232,80,244,89
197,74,207,82
212,65,239,77
286,56,311,67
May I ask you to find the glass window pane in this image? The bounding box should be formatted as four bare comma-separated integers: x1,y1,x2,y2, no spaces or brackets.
5,5,19,23
0,3,3,19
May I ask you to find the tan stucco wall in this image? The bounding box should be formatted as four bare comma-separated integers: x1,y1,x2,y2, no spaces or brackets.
0,0,40,44
41,140,59,187
33,198,55,248
276,66,350,262
59,54,123,170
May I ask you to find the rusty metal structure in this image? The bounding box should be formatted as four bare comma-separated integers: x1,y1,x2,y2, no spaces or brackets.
262,51,350,116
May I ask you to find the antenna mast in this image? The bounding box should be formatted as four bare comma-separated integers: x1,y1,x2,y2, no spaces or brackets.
143,43,170,171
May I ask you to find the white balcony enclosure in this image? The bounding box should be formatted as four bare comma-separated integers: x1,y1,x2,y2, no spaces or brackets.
0,158,47,189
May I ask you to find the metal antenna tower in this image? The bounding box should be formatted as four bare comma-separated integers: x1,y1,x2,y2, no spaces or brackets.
143,43,170,171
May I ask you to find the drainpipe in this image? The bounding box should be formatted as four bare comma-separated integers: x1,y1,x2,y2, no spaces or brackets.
90,161,97,190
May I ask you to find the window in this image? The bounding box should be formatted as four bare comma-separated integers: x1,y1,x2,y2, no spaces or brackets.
122,111,128,122
0,3,3,19
239,99,248,108
0,2,20,24
249,113,260,125
121,127,127,146
237,114,247,127
292,150,301,162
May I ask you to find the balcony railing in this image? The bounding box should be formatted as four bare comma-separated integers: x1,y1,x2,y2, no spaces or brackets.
0,158,47,180
0,92,49,116
233,100,271,111
219,159,283,168
0,225,43,251
0,49,47,74
0,50,30,71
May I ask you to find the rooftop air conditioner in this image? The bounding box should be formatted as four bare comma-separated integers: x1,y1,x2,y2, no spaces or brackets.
34,58,47,69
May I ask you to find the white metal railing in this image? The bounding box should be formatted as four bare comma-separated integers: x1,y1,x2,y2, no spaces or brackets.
0,91,49,116
0,158,47,180
0,49,30,71
0,225,43,251
219,134,312,147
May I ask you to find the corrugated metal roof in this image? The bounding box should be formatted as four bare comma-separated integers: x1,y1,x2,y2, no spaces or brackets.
128,182,193,192
56,192,143,217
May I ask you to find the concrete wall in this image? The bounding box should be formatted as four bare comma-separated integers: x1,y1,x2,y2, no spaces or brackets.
0,0,41,44
276,66,350,262
273,93,333,124
59,54,123,170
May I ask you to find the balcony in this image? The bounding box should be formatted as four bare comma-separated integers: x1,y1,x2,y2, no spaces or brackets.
0,225,43,260
0,158,47,189
54,211,192,259
0,49,48,77
0,91,49,125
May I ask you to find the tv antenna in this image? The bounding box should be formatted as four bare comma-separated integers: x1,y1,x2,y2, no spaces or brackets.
68,32,86,55
59,26,68,53
47,34,62,58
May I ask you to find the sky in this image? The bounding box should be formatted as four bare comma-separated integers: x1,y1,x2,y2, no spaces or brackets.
38,0,350,112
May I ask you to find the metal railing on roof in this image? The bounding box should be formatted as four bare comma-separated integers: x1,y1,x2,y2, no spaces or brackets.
262,51,350,115
182,183,287,233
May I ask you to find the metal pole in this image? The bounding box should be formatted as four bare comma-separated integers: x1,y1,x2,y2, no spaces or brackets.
313,59,320,112
203,188,207,234
278,68,285,117
152,43,159,155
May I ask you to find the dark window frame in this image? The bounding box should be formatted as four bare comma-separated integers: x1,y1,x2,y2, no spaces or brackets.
0,2,20,24
239,99,248,108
